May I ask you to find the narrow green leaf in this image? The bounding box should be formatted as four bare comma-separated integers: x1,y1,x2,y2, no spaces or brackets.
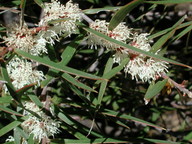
41,74,54,87
58,112,102,138
51,138,129,144
68,84,92,105
0,96,12,104
62,73,97,93
151,30,175,53
145,0,192,4
59,35,83,65
0,116,27,137
97,58,113,105
109,0,144,30
102,109,166,131
83,6,121,14
0,105,23,116
20,0,26,9
148,21,192,40
15,127,28,141
47,44,58,62
60,46,76,66
173,24,192,41
51,138,177,144
15,49,104,80
34,0,44,8
144,79,168,104
28,134,35,144
28,94,43,108
151,15,186,52
83,27,192,69
16,83,35,97
95,58,129,85
1,62,18,101
59,115,88,139
184,131,192,141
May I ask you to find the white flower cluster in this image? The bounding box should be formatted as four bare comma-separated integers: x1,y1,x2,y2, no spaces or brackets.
38,0,82,45
6,57,45,90
87,19,132,50
6,135,28,144
3,1,82,55
87,19,168,82
21,102,61,143
3,23,47,56
3,0,82,91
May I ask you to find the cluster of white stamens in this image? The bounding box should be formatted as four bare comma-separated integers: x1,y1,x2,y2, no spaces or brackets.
6,57,45,90
87,19,168,82
21,102,61,143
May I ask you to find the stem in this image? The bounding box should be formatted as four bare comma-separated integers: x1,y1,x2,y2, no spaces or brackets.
161,72,192,98
81,13,94,24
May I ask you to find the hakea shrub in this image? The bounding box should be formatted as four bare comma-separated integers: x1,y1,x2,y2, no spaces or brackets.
1,0,192,143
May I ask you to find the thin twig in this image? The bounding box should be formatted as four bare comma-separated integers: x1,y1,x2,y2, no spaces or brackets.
81,13,94,24
161,72,192,98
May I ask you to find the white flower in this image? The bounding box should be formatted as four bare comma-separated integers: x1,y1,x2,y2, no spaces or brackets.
124,57,168,82
87,19,133,50
3,24,34,52
3,23,48,56
130,33,151,52
6,136,15,142
6,57,45,90
123,33,169,82
39,0,82,37
6,135,28,144
22,102,60,143
113,48,129,64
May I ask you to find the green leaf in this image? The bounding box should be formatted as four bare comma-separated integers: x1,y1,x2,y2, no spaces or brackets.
20,0,26,9
102,109,166,131
109,0,144,30
0,116,27,137
1,61,18,101
28,134,35,144
15,49,104,80
95,58,129,85
59,118,88,139
58,112,102,138
59,46,76,66
148,21,192,40
184,131,192,141
144,79,168,104
151,15,186,52
28,94,43,108
145,0,192,4
83,6,121,14
83,27,192,69
34,0,45,8
62,73,97,93
173,24,192,41
16,83,35,97
51,138,128,144
0,96,12,104
0,105,23,116
47,44,58,62
97,58,113,105
68,84,93,105
59,35,83,65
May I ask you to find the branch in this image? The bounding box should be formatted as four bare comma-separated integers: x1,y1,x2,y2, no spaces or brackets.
161,72,192,98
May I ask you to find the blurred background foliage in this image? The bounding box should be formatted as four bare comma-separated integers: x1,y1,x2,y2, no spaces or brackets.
0,0,192,143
